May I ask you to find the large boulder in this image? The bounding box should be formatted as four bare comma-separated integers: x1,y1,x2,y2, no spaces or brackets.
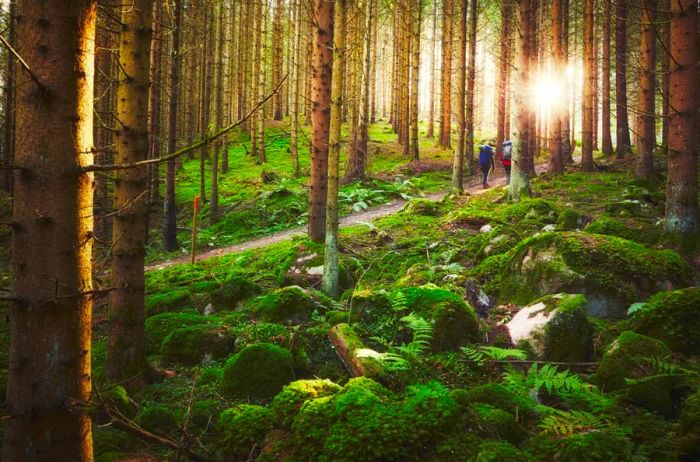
483,232,691,319
269,379,342,429
145,310,210,354
160,325,235,366
402,285,481,351
506,294,593,362
249,286,329,324
630,287,700,355
595,331,673,416
220,343,295,401
211,275,260,311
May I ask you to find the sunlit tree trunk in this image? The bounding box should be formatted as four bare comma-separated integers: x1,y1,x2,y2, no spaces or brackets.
496,0,511,161
290,0,302,177
257,0,268,163
308,0,334,242
548,0,564,174
615,0,631,158
427,1,438,138
636,0,657,180
3,1,96,459
581,0,594,171
660,0,671,156
453,0,467,189
509,0,532,200
600,0,613,156
148,0,163,204
439,0,453,147
665,0,699,243
465,0,477,174
273,0,285,120
211,2,225,224
560,0,573,162
323,0,346,298
409,0,422,160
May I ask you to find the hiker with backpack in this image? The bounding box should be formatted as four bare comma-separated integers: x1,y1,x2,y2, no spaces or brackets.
501,140,513,184
478,142,496,189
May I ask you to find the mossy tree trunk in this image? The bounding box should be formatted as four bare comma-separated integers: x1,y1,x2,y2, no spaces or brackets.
4,1,96,458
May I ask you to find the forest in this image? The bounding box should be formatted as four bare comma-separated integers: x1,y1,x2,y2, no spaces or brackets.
0,0,698,460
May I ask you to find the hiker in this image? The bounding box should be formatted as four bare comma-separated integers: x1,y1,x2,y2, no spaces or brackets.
501,140,512,184
478,142,496,189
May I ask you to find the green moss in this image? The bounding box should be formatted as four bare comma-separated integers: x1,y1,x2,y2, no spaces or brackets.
596,331,674,416
232,322,289,351
92,427,133,458
220,343,295,401
401,381,459,441
189,398,221,433
145,288,193,315
630,287,700,355
503,198,559,227
160,325,234,366
679,389,700,458
211,275,260,309
349,289,392,325
556,209,583,230
270,379,342,429
476,441,531,462
102,385,137,419
466,383,534,418
433,432,482,462
472,403,526,445
137,404,180,435
332,323,385,380
542,294,594,362
249,285,325,324
215,405,276,458
145,310,210,354
402,198,443,217
527,430,636,462
402,285,481,351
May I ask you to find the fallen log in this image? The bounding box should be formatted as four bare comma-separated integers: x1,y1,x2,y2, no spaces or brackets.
329,323,385,381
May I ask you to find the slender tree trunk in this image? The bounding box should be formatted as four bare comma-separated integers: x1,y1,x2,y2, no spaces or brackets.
636,0,657,180
439,0,453,147
465,0,477,173
323,0,346,298
148,0,162,203
561,0,572,161
581,0,595,171
509,0,532,200
409,0,422,160
665,0,699,242
600,0,613,156
1,0,15,192
107,0,153,385
258,0,268,163
211,2,225,224
615,0,631,158
273,0,285,120
453,0,467,189
660,0,671,156
308,0,334,242
496,0,511,164
290,0,302,177
164,0,182,252
427,1,438,138
549,0,564,174
3,1,96,459
370,2,378,123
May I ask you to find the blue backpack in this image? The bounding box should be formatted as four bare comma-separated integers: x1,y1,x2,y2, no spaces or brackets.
479,145,494,166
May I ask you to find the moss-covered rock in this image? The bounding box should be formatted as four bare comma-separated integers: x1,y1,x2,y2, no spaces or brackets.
466,382,535,418
503,198,559,227
93,428,134,459
471,403,526,445
215,405,275,458
596,331,673,416
348,289,393,325
270,379,343,429
249,285,327,324
402,285,481,351
679,389,700,458
211,275,260,310
527,430,635,462
137,404,180,435
556,209,584,230
220,343,295,401
482,232,691,319
145,310,210,354
232,322,289,352
506,294,593,362
475,441,532,462
145,288,193,315
585,217,661,244
630,287,700,355
102,385,137,419
160,325,235,366
402,198,442,217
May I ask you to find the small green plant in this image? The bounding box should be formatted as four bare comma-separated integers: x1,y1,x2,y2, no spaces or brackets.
378,313,434,371
461,345,527,366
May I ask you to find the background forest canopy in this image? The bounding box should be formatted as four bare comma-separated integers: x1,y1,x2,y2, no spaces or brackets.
0,0,698,461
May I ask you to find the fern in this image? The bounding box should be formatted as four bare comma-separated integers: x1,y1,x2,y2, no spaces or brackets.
377,313,434,371
461,345,527,366
624,356,699,387
539,409,610,436
390,291,408,312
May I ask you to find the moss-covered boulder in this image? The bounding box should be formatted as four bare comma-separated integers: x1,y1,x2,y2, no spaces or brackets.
402,198,442,217
145,310,210,354
596,331,673,416
249,286,327,324
679,389,700,458
220,343,295,401
211,275,260,310
471,403,526,445
102,385,137,419
475,441,532,462
215,405,276,458
483,232,691,319
232,322,289,352
160,325,235,366
630,287,700,355
348,289,393,326
527,429,635,462
270,379,342,429
503,198,559,227
145,287,194,316
137,405,180,435
585,217,661,244
402,285,481,351
506,294,593,362
465,382,535,419
556,208,585,231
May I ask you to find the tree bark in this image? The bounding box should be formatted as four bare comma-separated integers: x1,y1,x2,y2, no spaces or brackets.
465,0,477,174
664,0,699,242
290,0,302,177
439,0,453,148
1,0,15,192
272,0,285,120
548,0,564,174
3,1,96,459
427,1,438,138
496,0,511,167
308,0,334,243
560,0,573,162
635,0,657,180
615,0,631,158
581,0,595,171
600,0,614,156
453,0,468,189
409,0,422,160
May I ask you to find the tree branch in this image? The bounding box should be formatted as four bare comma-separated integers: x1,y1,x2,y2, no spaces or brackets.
0,33,43,89
82,74,288,173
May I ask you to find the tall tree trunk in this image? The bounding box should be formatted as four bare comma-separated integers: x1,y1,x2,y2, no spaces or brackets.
427,1,438,138
409,0,422,160
107,0,153,385
290,0,302,177
465,0,477,173
581,0,595,171
635,0,657,180
3,1,96,459
308,0,334,243
1,0,15,192
496,0,511,165
548,0,564,174
660,0,671,156
257,0,268,163
211,2,225,224
323,0,346,298
560,0,573,161
273,0,285,120
509,0,532,199
148,0,163,203
615,0,631,158
439,0,453,147
664,0,699,242
370,3,378,123
453,0,467,189
164,0,182,252
600,0,613,156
